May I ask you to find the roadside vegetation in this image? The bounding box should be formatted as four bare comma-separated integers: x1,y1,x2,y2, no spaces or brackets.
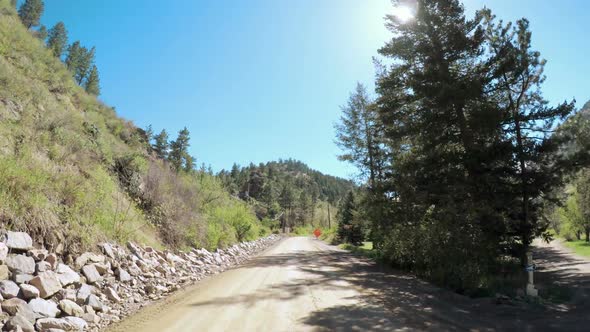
562,241,590,258
332,0,590,296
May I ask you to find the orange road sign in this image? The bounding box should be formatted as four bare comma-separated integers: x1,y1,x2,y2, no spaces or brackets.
313,228,321,239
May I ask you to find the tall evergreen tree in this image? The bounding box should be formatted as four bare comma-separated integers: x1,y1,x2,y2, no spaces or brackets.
335,83,385,189
153,129,169,160
483,14,576,258
18,0,44,29
337,191,363,245
144,125,154,146
84,65,101,95
47,22,68,58
169,127,191,171
65,42,95,85
335,83,389,247
374,0,513,289
279,185,295,230
184,154,196,172
261,182,275,206
577,171,590,241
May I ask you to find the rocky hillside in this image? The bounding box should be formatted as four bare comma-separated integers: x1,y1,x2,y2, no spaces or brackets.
0,0,270,254
0,229,279,331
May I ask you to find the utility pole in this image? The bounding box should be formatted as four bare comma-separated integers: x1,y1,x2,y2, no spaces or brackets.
327,203,331,229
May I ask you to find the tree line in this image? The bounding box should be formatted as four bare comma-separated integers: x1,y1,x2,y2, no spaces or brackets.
142,126,198,173
335,0,589,292
549,102,590,242
15,0,100,95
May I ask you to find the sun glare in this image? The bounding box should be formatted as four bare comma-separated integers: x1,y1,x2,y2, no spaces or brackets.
393,5,415,23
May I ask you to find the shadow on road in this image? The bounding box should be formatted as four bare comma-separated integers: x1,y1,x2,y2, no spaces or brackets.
190,242,590,331
534,244,590,308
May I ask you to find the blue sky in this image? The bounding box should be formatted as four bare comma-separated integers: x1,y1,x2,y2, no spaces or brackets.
38,1,589,179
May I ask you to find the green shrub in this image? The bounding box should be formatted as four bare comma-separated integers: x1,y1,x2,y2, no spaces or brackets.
293,224,313,236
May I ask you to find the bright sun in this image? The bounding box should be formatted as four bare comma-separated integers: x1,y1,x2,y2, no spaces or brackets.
393,5,415,23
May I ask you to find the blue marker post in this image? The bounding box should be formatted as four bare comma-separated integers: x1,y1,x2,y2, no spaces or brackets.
525,251,538,297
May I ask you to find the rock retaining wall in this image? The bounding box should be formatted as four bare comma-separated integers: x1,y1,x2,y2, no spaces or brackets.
0,231,281,331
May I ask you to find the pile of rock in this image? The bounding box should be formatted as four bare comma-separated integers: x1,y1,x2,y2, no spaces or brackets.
0,231,281,331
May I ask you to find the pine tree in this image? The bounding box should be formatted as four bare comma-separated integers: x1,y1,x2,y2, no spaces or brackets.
261,182,275,206
335,83,389,247
144,125,154,145
335,83,385,189
245,169,265,200
576,171,590,241
65,42,95,85
337,191,363,245
279,185,295,231
184,154,196,172
483,13,575,259
34,25,47,40
18,0,44,29
297,191,312,225
77,46,96,85
153,129,169,160
47,22,68,58
230,163,240,180
169,127,191,171
374,0,512,288
84,65,100,95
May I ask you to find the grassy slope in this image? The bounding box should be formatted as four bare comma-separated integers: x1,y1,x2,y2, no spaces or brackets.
563,240,590,258
0,1,158,251
0,1,266,254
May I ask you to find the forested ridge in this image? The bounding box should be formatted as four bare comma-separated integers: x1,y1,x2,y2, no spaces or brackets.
334,0,590,293
217,159,354,231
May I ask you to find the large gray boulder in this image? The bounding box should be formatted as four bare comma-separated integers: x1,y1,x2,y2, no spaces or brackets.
36,261,51,273
4,231,33,251
59,299,83,317
0,264,9,279
81,264,101,284
1,298,38,323
56,263,80,286
6,313,35,332
105,287,121,303
0,242,8,262
0,279,20,298
64,316,88,330
5,254,35,274
13,273,34,284
75,252,105,270
85,294,104,312
100,243,115,259
35,317,78,331
28,298,60,318
127,241,144,259
19,283,40,299
75,284,93,304
29,271,62,298
115,267,131,282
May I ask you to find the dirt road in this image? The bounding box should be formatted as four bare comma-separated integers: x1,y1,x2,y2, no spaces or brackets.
533,238,590,308
110,237,589,332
